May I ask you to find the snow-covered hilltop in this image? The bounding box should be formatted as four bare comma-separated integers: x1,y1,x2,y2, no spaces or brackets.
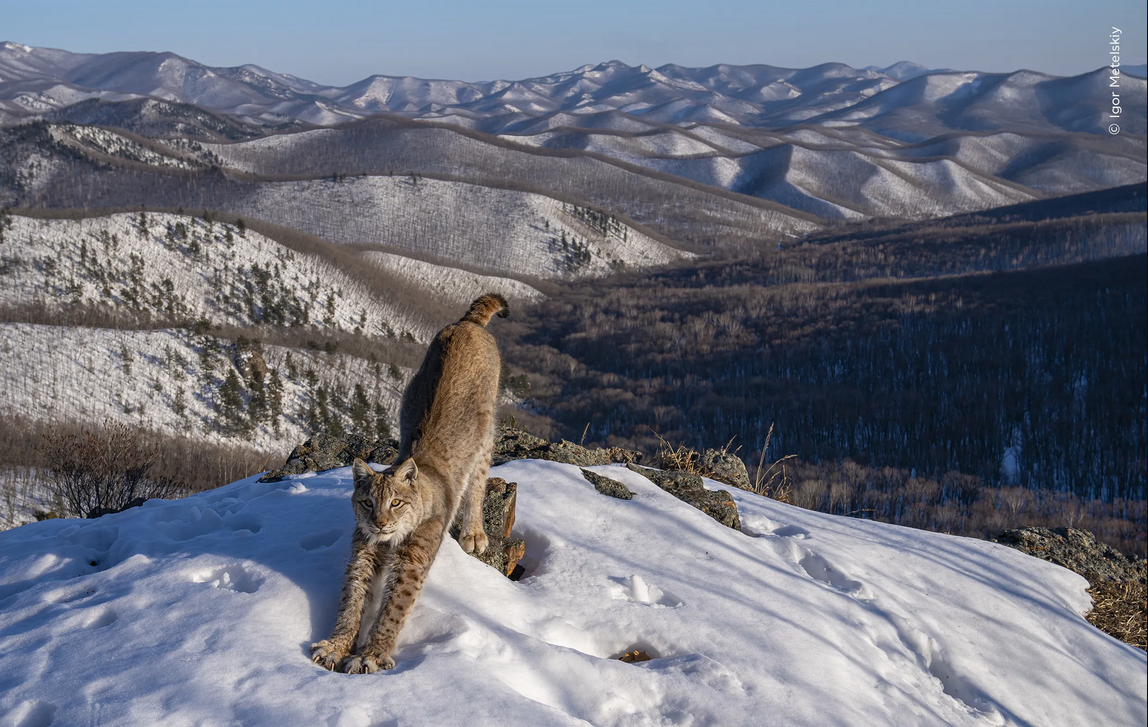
2,42,1144,230
2,43,1144,138
0,459,1143,725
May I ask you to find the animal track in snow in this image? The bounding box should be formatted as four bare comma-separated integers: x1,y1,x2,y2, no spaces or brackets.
192,564,261,593
775,537,1005,721
8,700,57,727
300,529,343,551
153,504,263,541
609,575,683,607
773,524,810,538
796,550,868,597
83,607,118,630
739,514,809,539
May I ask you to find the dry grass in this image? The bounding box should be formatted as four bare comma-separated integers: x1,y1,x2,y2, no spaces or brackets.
1087,579,1147,651
653,427,796,503
653,432,710,475
752,423,795,503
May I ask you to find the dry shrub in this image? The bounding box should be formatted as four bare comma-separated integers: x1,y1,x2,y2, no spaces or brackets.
1087,580,1147,651
38,419,184,518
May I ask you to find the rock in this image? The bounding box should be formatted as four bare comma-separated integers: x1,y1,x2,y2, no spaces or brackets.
366,442,399,467
491,427,550,465
465,477,526,578
88,496,148,519
625,464,741,530
483,477,518,539
697,449,752,491
618,650,652,663
652,447,752,491
492,427,642,467
580,468,634,500
995,527,1146,584
259,434,399,482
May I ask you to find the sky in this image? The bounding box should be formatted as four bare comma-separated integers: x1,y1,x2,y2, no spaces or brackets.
2,0,1146,84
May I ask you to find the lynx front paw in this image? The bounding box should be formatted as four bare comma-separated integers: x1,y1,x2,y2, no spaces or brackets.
339,653,395,674
460,529,489,555
310,640,348,671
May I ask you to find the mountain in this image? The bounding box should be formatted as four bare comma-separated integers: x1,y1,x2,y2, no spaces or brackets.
3,42,1144,137
0,458,1143,725
3,42,1143,229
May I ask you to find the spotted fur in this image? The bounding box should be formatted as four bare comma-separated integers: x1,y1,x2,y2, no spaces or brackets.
311,294,506,673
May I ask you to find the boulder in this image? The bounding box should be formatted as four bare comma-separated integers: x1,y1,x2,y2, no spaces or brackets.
995,527,1146,584
492,427,642,467
697,449,752,491
625,464,741,530
259,434,398,482
580,468,634,500
652,447,752,491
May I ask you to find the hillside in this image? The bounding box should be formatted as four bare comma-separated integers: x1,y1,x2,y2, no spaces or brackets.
500,187,1148,556
2,43,1143,241
0,459,1143,726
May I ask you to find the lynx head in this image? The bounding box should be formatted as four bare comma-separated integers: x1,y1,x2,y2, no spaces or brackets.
351,458,424,544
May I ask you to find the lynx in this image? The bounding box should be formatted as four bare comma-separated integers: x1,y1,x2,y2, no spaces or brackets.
311,293,508,674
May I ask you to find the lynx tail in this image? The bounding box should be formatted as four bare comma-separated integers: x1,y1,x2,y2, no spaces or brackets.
462,293,509,327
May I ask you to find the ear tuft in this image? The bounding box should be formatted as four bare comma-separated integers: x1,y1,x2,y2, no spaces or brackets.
399,458,419,485
352,458,376,483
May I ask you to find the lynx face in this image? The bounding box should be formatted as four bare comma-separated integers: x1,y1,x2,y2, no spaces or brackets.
352,458,423,545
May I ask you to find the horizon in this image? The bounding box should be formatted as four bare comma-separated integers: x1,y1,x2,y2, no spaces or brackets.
2,39,1146,88
2,0,1146,85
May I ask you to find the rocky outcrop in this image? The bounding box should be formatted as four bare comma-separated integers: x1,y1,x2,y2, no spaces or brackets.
625,464,741,530
259,434,398,482
995,527,1146,584
580,468,634,500
466,477,526,578
493,427,642,467
651,446,752,491
996,526,1146,650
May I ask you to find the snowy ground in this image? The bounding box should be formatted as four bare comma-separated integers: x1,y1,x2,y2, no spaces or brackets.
0,460,1142,726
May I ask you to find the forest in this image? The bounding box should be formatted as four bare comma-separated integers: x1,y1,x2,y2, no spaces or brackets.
502,188,1147,555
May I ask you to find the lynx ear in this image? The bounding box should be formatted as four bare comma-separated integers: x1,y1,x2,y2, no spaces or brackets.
352,458,376,484
396,458,419,486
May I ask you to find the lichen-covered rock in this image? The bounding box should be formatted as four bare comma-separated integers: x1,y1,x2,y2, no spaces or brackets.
580,468,634,500
491,427,550,464
492,427,642,467
652,447,752,491
995,527,1146,584
624,464,741,530
259,434,399,482
697,450,752,491
467,477,525,577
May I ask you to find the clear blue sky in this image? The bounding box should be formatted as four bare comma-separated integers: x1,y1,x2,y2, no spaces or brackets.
2,0,1145,84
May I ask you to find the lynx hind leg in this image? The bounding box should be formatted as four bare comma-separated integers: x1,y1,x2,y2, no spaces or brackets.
458,457,490,555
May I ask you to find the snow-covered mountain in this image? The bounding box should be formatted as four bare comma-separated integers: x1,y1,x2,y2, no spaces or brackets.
2,42,1143,137
3,42,1143,230
0,459,1143,725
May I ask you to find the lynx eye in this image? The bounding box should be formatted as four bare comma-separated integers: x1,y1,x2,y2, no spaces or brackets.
390,499,402,508
360,497,375,511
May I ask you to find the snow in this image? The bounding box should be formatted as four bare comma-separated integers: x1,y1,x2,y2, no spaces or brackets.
0,322,405,454
1,459,1142,726
361,251,544,308
0,213,428,341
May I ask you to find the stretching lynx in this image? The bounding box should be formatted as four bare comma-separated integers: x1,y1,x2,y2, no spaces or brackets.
311,293,508,674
